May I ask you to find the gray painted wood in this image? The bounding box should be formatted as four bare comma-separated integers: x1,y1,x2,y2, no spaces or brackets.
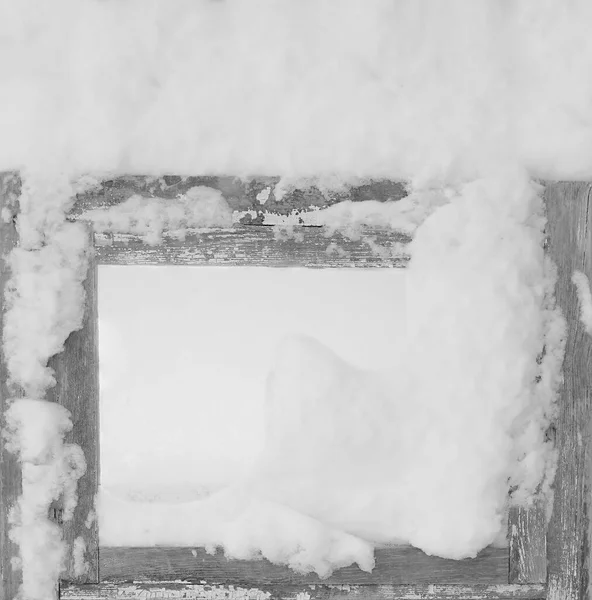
91,226,410,268
6,174,583,599
47,253,100,583
99,545,508,586
544,182,592,600
508,496,547,583
68,175,408,220
0,172,23,600
60,582,547,600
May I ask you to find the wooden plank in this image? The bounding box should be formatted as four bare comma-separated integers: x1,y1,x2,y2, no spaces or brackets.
0,172,22,600
69,175,408,220
544,183,592,600
508,496,547,583
60,582,547,600
91,226,410,268
47,253,100,583
99,546,508,586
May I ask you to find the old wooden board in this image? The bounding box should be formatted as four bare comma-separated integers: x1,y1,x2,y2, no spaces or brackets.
91,226,410,268
508,494,547,583
0,172,23,600
545,182,592,600
60,583,547,600
46,254,100,583
97,546,508,586
69,175,408,221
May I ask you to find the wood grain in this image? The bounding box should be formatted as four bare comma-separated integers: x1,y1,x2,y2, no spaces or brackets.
60,582,546,600
69,175,408,220
508,493,547,583
91,226,410,268
0,172,23,600
544,183,592,600
47,252,100,583
99,545,508,586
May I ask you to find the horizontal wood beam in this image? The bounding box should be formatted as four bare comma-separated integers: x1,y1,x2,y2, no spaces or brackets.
60,582,547,600
91,226,410,268
95,545,508,586
70,175,408,220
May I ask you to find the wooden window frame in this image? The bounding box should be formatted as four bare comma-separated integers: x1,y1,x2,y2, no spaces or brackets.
1,173,590,600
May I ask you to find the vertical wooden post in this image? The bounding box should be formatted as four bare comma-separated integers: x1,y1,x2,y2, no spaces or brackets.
545,182,592,600
509,500,547,583
0,172,22,600
47,250,100,583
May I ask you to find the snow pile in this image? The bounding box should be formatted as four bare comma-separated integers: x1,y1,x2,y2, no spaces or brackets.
99,488,375,578
301,190,449,236
572,271,592,336
98,171,565,570
98,265,406,503
81,186,233,245
248,173,563,558
0,2,592,181
2,173,90,600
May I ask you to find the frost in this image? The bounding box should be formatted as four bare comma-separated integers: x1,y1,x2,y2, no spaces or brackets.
572,270,592,335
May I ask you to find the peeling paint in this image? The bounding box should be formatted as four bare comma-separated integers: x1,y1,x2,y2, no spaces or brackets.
256,188,271,205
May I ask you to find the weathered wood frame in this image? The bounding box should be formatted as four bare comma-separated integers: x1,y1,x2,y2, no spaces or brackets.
1,174,590,600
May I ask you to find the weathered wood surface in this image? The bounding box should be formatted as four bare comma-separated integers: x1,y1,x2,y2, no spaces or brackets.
508,499,547,583
545,183,592,600
69,175,408,221
98,546,508,586
91,226,410,268
47,254,100,583
60,583,547,600
0,172,23,600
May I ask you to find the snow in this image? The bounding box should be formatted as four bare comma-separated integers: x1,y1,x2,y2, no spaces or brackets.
572,270,592,336
71,537,89,577
2,174,90,600
81,186,233,245
99,266,407,501
97,172,564,569
1,2,592,182
0,0,585,595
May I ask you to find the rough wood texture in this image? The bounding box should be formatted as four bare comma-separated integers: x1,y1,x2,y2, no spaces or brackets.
69,175,408,221
508,499,547,583
0,172,22,600
92,226,410,268
60,583,547,600
99,546,508,586
47,254,100,583
544,183,592,600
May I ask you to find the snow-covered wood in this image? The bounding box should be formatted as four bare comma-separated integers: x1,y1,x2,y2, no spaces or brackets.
68,176,408,220
3,174,584,600
46,256,99,583
98,545,508,586
545,182,592,600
